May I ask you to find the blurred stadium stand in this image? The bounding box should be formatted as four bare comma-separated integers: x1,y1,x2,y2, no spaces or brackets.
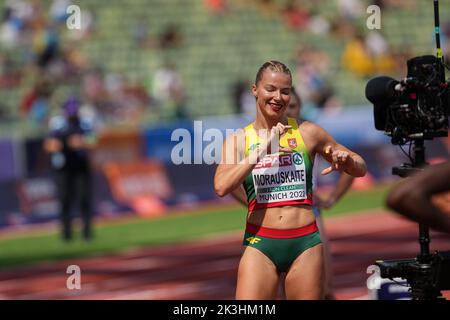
0,0,448,133
0,0,449,228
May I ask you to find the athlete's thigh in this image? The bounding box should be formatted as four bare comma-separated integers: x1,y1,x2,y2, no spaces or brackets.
284,243,324,300
236,246,280,300
316,216,335,299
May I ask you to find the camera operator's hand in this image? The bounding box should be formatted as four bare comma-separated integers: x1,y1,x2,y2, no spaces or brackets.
387,161,450,234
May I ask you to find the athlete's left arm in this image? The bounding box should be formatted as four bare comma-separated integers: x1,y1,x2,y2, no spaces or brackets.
304,122,367,177
315,172,354,209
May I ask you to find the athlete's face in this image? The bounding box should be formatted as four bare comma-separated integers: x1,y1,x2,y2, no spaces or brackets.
252,71,292,119
286,94,301,119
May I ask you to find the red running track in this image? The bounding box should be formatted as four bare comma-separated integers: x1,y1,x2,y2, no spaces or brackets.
0,210,449,300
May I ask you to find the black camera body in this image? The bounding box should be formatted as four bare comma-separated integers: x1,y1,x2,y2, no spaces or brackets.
366,55,450,299
365,0,450,301
366,55,449,145
376,251,450,299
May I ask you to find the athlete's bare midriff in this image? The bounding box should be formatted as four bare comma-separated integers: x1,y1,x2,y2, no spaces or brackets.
246,204,315,229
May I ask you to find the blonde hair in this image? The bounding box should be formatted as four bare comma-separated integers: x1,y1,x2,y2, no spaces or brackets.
255,60,292,85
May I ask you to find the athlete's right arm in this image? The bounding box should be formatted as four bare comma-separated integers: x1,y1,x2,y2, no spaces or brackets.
214,123,292,197
214,131,262,197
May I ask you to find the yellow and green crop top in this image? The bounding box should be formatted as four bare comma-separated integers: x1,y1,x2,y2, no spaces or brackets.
243,117,313,213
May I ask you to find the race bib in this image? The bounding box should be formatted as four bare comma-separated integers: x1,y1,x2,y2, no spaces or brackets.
252,152,307,204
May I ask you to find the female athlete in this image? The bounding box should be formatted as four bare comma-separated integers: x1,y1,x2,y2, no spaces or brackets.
214,60,366,299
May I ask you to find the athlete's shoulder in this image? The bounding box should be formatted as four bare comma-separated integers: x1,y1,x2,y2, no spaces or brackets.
298,120,327,137
298,120,318,135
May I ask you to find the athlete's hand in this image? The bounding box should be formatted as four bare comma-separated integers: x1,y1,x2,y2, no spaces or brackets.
321,145,351,175
268,122,292,154
313,193,336,209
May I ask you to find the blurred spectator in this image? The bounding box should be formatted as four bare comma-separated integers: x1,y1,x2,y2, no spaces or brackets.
50,0,96,40
330,17,356,40
365,31,395,74
82,67,106,106
31,23,60,69
204,0,229,15
0,12,20,48
0,52,22,88
159,24,183,49
122,80,152,121
50,0,72,24
44,96,97,242
254,0,278,17
342,33,374,77
20,76,54,124
70,7,96,40
59,42,90,78
105,73,152,124
391,46,413,77
307,11,330,35
151,64,183,102
0,0,34,48
152,63,187,119
231,79,254,116
132,17,156,49
294,46,338,111
342,30,396,77
336,0,363,21
282,0,310,29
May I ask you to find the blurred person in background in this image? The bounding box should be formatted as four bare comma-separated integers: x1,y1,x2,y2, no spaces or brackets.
31,22,60,69
294,46,340,116
152,63,188,120
0,52,22,88
342,32,374,77
231,79,255,116
43,97,97,242
281,0,310,30
204,0,229,15
158,24,183,49
20,76,54,124
387,161,450,234
214,60,366,299
231,87,354,299
365,30,395,74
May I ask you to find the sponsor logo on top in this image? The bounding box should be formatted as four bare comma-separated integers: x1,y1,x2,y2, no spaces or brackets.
254,154,293,169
